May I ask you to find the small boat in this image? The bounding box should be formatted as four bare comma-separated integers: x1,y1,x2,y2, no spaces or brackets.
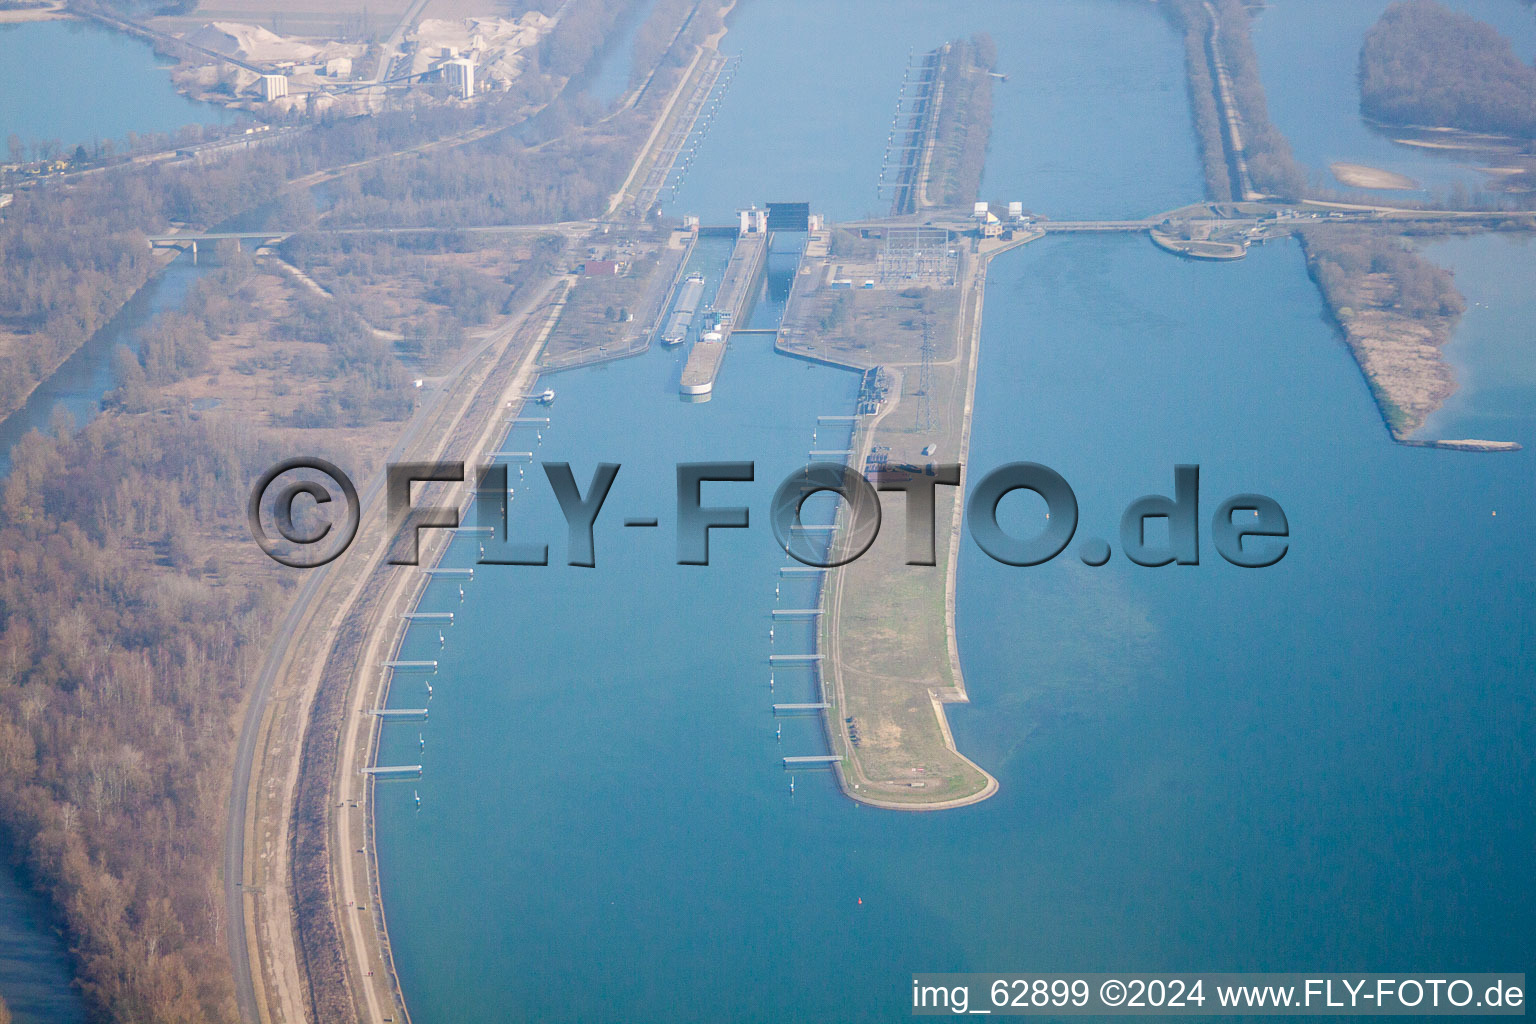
789,776,795,794
537,388,557,406
413,790,421,809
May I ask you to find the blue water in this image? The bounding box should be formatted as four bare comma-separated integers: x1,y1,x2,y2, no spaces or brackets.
1416,232,1536,441
0,868,85,1024
1252,0,1536,201
0,258,212,1024
0,254,208,477
377,2,1536,1020
954,234,1534,980
582,0,662,108
0,19,231,154
668,0,1199,223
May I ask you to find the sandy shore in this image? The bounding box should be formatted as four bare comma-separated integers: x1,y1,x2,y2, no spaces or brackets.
0,2,67,22
1330,162,1419,191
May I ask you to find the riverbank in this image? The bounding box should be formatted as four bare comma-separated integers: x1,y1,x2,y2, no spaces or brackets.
1163,0,1306,201
241,274,568,1024
264,20,743,1022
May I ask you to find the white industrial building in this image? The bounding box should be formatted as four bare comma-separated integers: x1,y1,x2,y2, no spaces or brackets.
737,205,768,234
260,74,288,101
443,58,475,99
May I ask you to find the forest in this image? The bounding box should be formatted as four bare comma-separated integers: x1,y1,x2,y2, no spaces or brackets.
1302,226,1466,322
1161,0,1308,201
0,0,678,1017
1300,225,1466,435
1361,0,1536,139
0,408,289,1022
926,35,997,209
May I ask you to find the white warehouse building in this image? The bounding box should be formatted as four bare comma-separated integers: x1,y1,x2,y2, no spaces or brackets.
443,58,475,99
260,74,288,102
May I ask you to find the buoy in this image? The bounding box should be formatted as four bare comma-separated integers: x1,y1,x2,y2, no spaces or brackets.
857,897,863,905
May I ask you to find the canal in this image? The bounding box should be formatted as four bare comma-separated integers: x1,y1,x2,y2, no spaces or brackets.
375,1,1535,1022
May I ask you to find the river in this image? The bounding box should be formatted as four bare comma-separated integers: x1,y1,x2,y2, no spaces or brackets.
0,18,231,154
0,254,208,478
0,19,237,1021
581,0,662,109
375,1,1533,1022
1251,0,1536,201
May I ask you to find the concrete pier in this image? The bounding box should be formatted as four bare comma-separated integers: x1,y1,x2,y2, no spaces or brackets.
773,703,830,715
369,708,429,719
769,654,824,663
771,608,823,617
383,660,437,670
423,568,473,577
783,755,841,767
402,612,453,621
360,765,423,777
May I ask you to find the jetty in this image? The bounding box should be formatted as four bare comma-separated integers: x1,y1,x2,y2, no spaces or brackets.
773,703,829,715
360,765,423,777
783,755,841,767
369,708,429,720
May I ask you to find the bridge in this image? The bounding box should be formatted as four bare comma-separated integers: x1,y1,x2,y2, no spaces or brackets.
145,207,1535,256
144,223,571,251
1040,219,1161,233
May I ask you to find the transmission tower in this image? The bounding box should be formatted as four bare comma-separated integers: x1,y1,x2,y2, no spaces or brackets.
916,318,935,433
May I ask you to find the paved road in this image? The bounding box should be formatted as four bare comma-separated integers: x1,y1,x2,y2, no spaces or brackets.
225,278,560,1023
